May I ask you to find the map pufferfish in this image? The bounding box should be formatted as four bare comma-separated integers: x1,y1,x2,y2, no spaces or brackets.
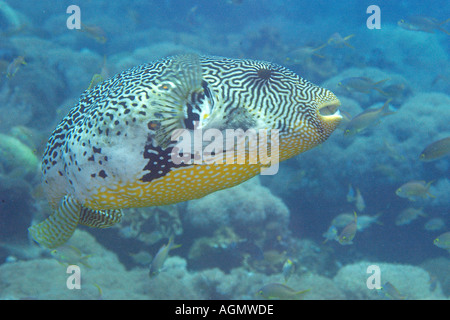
29,54,342,248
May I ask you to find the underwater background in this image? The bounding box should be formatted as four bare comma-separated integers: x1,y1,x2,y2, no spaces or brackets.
0,0,448,300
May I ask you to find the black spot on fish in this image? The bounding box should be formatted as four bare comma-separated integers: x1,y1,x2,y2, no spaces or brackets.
93,146,102,154
140,136,189,183
98,170,107,178
202,80,213,99
184,102,200,129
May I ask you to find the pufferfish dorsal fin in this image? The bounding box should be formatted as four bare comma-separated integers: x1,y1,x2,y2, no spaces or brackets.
78,208,123,228
148,54,204,149
28,195,81,249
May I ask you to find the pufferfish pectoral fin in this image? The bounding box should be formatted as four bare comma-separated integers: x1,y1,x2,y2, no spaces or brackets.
149,54,204,148
78,207,123,228
28,195,81,249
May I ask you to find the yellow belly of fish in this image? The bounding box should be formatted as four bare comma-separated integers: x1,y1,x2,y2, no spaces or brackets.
83,136,316,210
84,163,263,210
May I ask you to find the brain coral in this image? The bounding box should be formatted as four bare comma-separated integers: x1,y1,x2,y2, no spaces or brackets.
184,177,290,239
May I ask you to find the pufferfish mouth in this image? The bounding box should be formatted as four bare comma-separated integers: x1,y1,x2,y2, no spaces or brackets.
318,99,341,116
317,99,342,125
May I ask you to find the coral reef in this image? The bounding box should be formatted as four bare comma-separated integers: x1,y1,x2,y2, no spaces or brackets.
193,267,345,300
0,130,41,244
420,257,450,297
0,0,25,31
0,133,39,179
0,174,35,243
113,205,183,246
0,230,199,300
333,261,446,300
0,229,344,300
185,177,290,242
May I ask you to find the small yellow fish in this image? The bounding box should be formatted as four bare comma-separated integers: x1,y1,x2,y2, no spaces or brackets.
398,16,450,35
256,283,310,300
357,212,383,231
336,109,353,131
186,5,199,25
424,218,445,231
282,259,295,283
354,187,365,212
285,45,326,65
93,283,103,300
344,99,394,136
433,232,450,251
395,207,426,226
381,83,408,100
327,33,355,49
346,184,355,203
50,245,92,268
377,281,406,300
338,77,390,95
381,139,406,162
87,74,104,90
346,185,365,211
331,213,355,228
149,237,181,278
322,225,338,244
395,180,435,201
419,137,450,162
79,23,107,44
338,211,358,245
6,56,26,78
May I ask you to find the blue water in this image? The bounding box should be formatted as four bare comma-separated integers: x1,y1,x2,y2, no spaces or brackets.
0,0,448,300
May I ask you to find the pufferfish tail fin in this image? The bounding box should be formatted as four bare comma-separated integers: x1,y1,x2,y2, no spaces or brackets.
28,195,81,249
29,197,123,248
78,207,123,228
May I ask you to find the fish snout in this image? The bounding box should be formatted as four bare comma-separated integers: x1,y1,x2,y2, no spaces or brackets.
317,98,342,137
